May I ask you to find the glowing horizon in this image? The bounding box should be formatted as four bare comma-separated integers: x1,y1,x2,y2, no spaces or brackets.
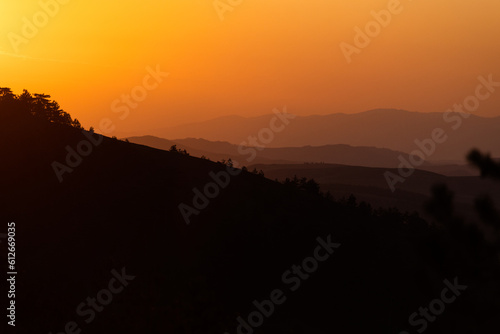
2,0,500,133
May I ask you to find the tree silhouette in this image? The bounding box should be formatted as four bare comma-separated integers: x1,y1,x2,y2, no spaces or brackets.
467,149,500,180
0,87,82,129
0,87,15,101
425,148,500,271
282,175,321,196
467,149,500,248
168,144,190,155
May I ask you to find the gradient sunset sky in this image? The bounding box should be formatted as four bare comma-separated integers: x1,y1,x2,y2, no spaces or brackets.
1,0,499,134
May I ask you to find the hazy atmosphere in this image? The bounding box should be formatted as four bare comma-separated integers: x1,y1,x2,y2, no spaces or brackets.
2,1,500,333
2,0,500,132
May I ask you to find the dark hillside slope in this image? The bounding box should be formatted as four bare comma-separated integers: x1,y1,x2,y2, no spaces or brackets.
250,164,500,220
0,109,499,333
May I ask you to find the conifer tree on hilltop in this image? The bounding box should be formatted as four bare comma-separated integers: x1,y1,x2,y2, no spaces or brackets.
0,87,82,129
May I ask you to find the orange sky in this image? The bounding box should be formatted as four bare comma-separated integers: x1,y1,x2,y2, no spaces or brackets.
1,0,500,134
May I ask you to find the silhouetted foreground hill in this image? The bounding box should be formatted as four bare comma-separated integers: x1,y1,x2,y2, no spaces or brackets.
1,108,500,333
151,109,500,161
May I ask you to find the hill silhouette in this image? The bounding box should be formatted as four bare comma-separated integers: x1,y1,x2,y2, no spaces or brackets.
1,98,500,333
249,163,500,221
127,135,423,168
150,109,500,162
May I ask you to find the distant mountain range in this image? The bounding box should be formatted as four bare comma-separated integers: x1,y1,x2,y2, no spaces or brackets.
127,135,479,176
127,135,421,168
149,109,500,161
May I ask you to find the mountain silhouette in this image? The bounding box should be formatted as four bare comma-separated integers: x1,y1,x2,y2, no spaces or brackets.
127,135,424,168
150,109,500,162
2,101,500,333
